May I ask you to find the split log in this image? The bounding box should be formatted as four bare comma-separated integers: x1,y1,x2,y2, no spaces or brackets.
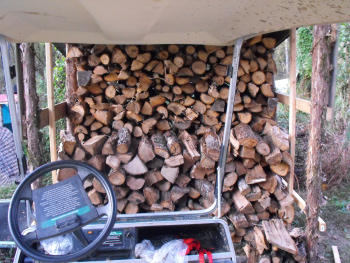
143,186,160,206
179,131,200,161
151,134,170,159
126,176,145,191
232,190,255,214
82,135,108,156
161,165,179,184
246,164,267,184
262,220,298,254
138,135,156,163
123,155,148,175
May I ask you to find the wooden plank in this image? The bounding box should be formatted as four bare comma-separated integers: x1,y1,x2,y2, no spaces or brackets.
288,28,296,196
262,219,298,254
282,179,326,232
39,102,67,129
332,246,341,263
276,92,332,121
45,43,57,183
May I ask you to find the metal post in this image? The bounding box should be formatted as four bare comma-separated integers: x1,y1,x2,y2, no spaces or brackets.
0,35,25,179
217,37,243,218
15,43,25,131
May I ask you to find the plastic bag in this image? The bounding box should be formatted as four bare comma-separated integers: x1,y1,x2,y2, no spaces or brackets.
135,239,188,263
40,233,74,255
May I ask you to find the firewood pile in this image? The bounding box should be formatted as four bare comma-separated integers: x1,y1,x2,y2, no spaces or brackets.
59,34,306,262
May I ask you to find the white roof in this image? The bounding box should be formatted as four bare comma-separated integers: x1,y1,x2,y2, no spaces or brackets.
1,0,350,45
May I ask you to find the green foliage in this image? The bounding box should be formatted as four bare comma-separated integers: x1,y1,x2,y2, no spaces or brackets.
36,44,66,164
296,27,313,79
330,195,350,214
332,22,350,131
0,183,17,199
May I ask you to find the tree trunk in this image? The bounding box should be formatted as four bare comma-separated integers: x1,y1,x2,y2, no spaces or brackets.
66,44,78,133
306,24,332,262
22,43,44,188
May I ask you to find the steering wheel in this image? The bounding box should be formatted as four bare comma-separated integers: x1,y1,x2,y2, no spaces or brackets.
8,160,117,263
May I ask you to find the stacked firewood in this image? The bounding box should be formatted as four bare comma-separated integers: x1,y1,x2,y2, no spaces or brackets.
59,35,305,262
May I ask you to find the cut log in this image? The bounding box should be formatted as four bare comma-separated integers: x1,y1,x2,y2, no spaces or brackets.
239,146,256,159
171,186,190,203
182,149,196,173
161,165,179,184
151,134,170,159
232,190,255,214
123,155,148,175
175,173,191,188
203,128,221,161
108,169,125,186
124,202,139,214
126,176,145,191
270,162,289,176
60,131,76,156
127,191,145,205
199,138,215,169
190,162,206,180
143,186,160,206
82,135,108,156
164,154,184,167
246,164,267,184
138,135,155,163
88,189,102,205
163,130,181,155
114,185,130,200
192,60,206,75
259,173,278,193
117,128,131,154
238,177,252,196
252,71,266,85
102,132,118,155
234,123,259,148
224,172,238,187
246,185,262,202
179,131,200,161
194,179,215,202
145,171,163,186
155,180,172,192
106,154,121,170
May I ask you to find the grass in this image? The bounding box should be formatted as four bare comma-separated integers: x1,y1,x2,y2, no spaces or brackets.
0,248,16,263
0,184,17,200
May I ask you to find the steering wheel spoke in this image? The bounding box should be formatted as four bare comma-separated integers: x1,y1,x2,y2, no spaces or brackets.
76,165,94,181
22,231,38,246
73,228,90,248
97,203,112,216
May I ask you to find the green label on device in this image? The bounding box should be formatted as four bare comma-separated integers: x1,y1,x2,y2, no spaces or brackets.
41,205,90,229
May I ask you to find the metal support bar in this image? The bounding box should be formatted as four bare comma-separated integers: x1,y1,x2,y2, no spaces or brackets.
0,35,25,179
217,37,243,218
15,43,25,124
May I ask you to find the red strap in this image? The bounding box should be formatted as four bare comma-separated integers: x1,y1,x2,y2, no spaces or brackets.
183,238,213,263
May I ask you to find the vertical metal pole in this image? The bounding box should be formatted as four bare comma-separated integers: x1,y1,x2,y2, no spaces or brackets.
45,43,58,182
15,43,25,127
217,37,243,218
0,35,25,179
288,29,297,196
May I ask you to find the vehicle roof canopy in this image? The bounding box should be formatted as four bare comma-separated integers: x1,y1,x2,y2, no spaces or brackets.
1,0,350,45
